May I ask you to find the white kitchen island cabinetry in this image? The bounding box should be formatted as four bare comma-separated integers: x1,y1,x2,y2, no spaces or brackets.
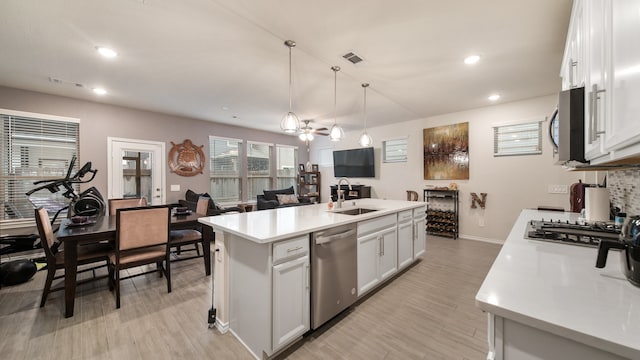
413,206,426,258
357,214,398,296
271,236,310,352
397,210,414,270
476,209,640,360
201,199,425,359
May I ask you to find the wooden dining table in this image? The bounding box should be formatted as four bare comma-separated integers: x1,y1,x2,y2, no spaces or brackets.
56,211,214,318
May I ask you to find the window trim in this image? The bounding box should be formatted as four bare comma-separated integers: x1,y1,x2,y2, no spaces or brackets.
493,120,543,157
382,137,408,163
1,109,80,228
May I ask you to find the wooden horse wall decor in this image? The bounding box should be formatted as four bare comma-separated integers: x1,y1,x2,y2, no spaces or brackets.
470,192,487,209
168,139,205,177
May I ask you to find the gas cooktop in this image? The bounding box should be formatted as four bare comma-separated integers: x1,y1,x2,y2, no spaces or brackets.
525,218,621,247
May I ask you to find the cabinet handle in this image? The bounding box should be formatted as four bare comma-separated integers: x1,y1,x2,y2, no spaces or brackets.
590,83,607,142
305,263,310,290
378,235,383,257
287,246,303,253
569,59,577,87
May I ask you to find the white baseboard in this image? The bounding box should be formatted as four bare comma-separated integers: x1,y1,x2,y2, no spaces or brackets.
459,234,504,245
215,319,229,333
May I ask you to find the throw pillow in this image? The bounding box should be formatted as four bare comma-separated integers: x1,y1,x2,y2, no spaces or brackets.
276,194,299,205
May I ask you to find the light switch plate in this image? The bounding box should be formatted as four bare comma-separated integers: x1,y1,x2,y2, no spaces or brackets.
170,184,180,192
548,184,568,194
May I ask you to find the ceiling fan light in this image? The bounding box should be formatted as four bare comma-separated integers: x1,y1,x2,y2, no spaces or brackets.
306,133,314,141
358,132,372,147
281,111,300,133
329,124,344,141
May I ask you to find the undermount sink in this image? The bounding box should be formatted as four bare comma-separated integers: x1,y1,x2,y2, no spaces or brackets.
333,207,378,215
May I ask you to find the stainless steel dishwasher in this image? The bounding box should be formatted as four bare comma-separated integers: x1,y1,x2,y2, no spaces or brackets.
311,223,358,329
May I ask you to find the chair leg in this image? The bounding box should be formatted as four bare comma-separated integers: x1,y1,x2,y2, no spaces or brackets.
40,267,56,307
165,257,172,293
157,261,163,278
176,245,181,255
108,263,114,291
195,243,201,256
115,267,121,309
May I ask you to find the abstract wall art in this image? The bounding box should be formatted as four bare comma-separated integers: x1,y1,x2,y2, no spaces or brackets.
423,122,469,180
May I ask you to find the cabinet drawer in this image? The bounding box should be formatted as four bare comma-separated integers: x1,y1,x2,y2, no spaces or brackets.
413,206,426,219
398,210,412,223
272,235,309,264
358,214,397,237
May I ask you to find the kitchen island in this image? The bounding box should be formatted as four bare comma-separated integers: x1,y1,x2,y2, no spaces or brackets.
200,199,426,359
476,209,640,360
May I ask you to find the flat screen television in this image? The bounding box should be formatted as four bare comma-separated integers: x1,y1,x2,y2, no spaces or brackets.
333,147,375,178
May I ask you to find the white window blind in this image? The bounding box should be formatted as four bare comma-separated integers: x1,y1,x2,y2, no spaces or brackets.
209,136,242,203
276,145,297,190
1,111,79,225
383,138,408,163
247,142,272,201
493,121,542,157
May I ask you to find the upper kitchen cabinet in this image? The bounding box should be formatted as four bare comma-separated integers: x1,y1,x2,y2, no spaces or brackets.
561,0,586,91
605,0,640,155
564,0,640,164
584,0,610,161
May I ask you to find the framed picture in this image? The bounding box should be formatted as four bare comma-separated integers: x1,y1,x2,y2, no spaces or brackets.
423,122,469,180
298,164,306,172
311,164,319,172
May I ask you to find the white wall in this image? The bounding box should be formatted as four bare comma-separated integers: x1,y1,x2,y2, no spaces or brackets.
311,95,588,243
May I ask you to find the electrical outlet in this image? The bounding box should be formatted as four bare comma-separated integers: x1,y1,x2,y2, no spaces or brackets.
548,184,568,194
170,184,180,192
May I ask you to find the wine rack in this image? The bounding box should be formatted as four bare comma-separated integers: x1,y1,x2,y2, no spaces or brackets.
424,189,459,239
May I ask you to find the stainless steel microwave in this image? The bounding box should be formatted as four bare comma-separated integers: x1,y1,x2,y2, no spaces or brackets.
550,87,587,166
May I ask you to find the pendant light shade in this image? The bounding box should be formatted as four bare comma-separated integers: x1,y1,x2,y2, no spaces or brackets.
358,83,373,147
281,40,300,133
329,66,344,141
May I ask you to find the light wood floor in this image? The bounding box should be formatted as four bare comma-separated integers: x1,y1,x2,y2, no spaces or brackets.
0,237,501,360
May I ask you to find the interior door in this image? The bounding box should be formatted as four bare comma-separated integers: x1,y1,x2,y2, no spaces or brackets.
108,137,165,205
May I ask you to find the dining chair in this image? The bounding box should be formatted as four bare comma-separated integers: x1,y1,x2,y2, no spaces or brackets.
108,197,148,216
34,207,111,308
108,205,171,309
169,197,208,265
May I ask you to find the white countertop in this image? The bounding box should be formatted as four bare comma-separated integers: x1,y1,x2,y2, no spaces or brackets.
476,209,640,359
198,199,424,244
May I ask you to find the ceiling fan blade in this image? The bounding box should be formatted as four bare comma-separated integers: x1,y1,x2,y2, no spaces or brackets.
316,127,328,131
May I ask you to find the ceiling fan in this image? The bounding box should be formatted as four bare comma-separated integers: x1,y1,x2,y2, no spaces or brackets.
298,120,329,141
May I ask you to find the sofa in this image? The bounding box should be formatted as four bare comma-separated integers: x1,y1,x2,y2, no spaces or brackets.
256,186,312,210
178,189,243,216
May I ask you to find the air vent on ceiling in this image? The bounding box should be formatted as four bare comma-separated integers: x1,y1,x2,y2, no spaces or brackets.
48,77,84,88
342,51,364,65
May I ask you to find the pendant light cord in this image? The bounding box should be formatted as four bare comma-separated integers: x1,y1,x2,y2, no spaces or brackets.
363,83,368,131
333,69,337,125
288,45,293,112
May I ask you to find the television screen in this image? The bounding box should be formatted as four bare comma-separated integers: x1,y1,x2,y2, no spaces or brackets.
333,147,375,178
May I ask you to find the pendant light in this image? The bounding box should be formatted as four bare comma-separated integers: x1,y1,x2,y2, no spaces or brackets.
281,40,300,133
358,83,373,147
329,66,344,141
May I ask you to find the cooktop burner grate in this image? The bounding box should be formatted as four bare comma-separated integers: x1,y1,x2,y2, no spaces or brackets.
525,219,620,248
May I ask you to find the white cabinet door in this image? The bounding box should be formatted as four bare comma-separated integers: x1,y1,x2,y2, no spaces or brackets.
378,227,398,281
272,255,310,351
414,216,426,258
561,0,586,90
357,232,380,296
584,0,611,161
397,220,413,270
606,0,640,153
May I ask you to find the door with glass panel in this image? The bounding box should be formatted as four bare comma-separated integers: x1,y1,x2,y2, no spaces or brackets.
107,138,165,205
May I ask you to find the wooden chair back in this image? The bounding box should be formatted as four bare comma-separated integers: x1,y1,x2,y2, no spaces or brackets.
116,206,169,252
34,208,58,262
108,197,148,216
195,197,210,216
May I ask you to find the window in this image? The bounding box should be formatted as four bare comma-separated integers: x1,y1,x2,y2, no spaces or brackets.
276,145,297,190
246,142,272,201
493,121,542,157
209,136,242,203
383,138,408,163
1,110,79,226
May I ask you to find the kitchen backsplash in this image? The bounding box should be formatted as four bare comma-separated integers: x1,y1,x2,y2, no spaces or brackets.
608,169,640,216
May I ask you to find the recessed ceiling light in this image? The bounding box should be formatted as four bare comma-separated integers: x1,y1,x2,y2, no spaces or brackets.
464,55,480,65
488,94,501,101
96,47,118,58
222,106,230,111
93,88,107,95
